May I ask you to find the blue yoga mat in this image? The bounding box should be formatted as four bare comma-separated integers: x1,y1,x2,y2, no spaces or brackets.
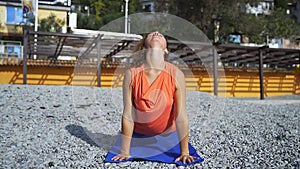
105,131,204,166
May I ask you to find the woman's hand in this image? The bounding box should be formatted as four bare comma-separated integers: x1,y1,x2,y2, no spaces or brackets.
111,153,131,161
174,154,198,164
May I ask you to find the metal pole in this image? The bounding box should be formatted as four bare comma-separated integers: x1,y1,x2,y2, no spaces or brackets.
34,0,38,59
124,0,129,34
213,46,218,96
259,48,265,100
34,0,38,32
23,30,28,84
97,34,103,87
128,17,131,34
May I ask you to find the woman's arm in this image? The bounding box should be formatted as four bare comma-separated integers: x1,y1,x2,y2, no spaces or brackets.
174,69,197,164
112,69,134,161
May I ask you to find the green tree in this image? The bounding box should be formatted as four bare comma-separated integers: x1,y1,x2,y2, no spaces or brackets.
74,0,142,30
274,0,294,9
39,13,65,32
264,7,300,41
166,0,260,41
166,0,299,44
77,13,103,30
99,0,123,26
218,1,266,43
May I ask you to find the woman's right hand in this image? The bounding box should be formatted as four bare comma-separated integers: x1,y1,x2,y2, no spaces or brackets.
111,153,131,161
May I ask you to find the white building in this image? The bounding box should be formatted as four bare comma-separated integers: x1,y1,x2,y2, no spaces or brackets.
245,0,274,16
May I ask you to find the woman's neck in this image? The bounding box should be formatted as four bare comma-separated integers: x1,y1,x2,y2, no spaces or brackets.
143,48,165,71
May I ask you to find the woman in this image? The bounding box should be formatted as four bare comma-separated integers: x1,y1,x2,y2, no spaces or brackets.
105,31,204,166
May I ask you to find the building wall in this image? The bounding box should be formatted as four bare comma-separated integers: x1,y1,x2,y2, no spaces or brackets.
0,64,299,97
0,2,69,35
0,2,69,59
0,6,6,30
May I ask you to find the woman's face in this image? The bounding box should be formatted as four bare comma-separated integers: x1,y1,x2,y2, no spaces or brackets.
144,31,167,50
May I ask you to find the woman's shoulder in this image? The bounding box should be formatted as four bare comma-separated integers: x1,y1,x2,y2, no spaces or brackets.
165,62,185,79
130,64,143,70
128,64,143,77
165,62,182,73
165,61,178,70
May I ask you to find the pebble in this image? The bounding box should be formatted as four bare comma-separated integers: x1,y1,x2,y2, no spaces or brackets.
0,84,299,168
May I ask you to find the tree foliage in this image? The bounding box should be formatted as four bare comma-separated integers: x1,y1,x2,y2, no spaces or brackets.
164,0,299,44
39,13,65,32
264,7,300,40
72,0,299,44
274,0,294,8
73,0,142,30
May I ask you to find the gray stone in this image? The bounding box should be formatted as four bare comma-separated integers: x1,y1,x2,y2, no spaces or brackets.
0,84,299,168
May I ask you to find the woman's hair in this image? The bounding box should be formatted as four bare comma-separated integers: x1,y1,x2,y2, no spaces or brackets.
133,33,149,53
132,33,149,65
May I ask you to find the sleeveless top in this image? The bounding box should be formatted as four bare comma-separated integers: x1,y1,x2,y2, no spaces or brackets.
130,62,178,136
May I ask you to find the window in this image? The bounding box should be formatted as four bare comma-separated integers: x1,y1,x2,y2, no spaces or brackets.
6,6,23,25
39,0,69,6
0,41,22,58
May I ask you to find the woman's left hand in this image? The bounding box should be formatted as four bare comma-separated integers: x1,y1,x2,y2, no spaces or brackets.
174,154,198,164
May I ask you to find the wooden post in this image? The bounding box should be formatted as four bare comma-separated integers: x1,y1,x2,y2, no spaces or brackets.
213,45,218,96
97,34,103,87
23,30,28,84
259,47,265,100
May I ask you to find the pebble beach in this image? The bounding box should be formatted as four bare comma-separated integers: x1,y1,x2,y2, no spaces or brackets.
0,84,299,168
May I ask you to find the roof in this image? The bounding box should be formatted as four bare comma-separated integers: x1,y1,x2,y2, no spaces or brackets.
25,30,142,60
217,44,300,67
23,30,300,69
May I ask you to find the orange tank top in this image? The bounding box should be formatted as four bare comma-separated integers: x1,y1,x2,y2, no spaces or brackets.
130,62,178,136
